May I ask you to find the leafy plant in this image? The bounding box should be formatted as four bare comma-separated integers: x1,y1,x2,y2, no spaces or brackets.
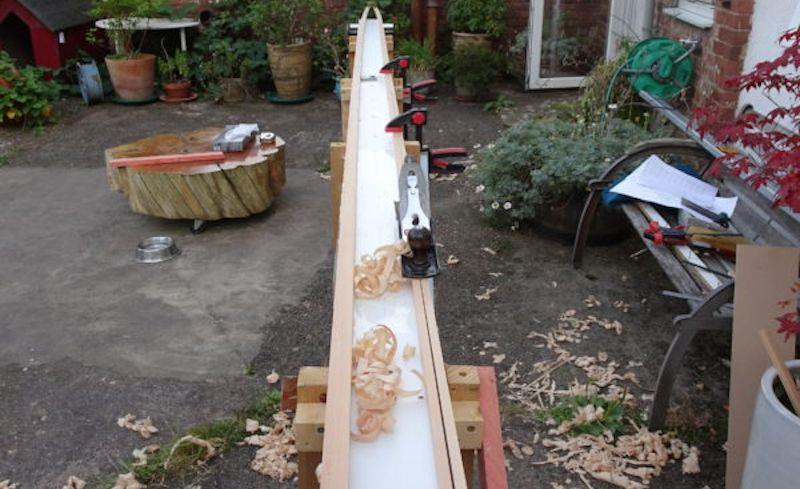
249,0,324,46
476,118,654,223
190,0,270,90
694,27,800,213
346,0,411,38
446,0,506,38
314,10,349,78
539,395,625,437
89,0,173,58
483,94,514,113
158,48,189,82
397,38,437,73
450,43,503,98
0,51,62,128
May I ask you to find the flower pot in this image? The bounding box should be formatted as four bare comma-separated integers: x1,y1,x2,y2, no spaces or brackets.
162,80,192,100
220,77,246,103
533,192,630,244
741,359,800,489
105,53,156,101
267,41,312,99
452,32,491,50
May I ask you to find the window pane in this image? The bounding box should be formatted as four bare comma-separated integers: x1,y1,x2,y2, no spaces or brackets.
540,0,611,79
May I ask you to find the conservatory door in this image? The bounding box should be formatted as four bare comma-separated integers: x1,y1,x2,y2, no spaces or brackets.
526,0,617,89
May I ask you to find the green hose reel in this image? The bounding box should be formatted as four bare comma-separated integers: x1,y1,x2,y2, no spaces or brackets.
626,37,694,100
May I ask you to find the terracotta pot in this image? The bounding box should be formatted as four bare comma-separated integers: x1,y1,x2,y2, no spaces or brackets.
162,80,191,100
267,41,312,99
220,77,246,103
452,32,491,50
106,54,156,101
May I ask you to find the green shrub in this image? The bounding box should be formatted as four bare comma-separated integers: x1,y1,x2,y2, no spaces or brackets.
476,118,653,223
0,51,62,128
397,38,437,73
446,0,505,38
89,0,172,58
249,0,324,46
450,43,503,97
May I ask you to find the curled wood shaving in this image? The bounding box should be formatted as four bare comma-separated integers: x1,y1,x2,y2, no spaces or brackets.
583,295,601,308
164,436,216,469
117,414,159,439
0,482,17,489
111,473,145,489
62,476,86,489
504,438,534,459
353,240,410,299
446,255,460,265
402,344,416,361
475,287,498,301
351,325,420,442
246,418,261,433
131,444,160,467
246,412,298,481
266,370,280,384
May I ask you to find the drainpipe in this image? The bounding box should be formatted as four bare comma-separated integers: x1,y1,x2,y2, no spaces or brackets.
426,0,441,53
411,0,424,42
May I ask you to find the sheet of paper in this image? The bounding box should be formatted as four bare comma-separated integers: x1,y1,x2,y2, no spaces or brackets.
609,154,738,222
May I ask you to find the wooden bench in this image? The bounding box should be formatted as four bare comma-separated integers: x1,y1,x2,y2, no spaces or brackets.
571,137,800,429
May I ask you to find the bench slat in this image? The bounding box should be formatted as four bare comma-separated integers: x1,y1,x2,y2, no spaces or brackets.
621,203,703,296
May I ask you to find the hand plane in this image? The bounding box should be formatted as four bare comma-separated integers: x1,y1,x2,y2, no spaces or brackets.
396,155,440,279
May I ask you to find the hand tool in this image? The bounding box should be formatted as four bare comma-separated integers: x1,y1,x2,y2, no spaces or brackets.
642,222,747,256
386,109,467,174
681,197,730,228
396,155,440,278
386,107,428,143
406,79,438,106
380,55,411,90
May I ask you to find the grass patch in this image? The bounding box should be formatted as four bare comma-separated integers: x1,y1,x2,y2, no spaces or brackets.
537,394,625,437
92,390,281,488
667,406,728,446
483,94,514,114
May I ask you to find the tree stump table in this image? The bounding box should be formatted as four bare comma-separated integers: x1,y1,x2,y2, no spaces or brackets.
104,128,286,226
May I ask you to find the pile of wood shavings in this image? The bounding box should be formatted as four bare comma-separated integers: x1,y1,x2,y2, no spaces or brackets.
0,480,17,489
117,414,159,439
499,310,700,488
245,411,298,481
353,240,410,298
351,325,420,442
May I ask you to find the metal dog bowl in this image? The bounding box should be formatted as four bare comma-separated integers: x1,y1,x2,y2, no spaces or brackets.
136,236,180,264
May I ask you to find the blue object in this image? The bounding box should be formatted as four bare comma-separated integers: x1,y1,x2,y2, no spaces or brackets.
77,61,104,106
602,163,702,208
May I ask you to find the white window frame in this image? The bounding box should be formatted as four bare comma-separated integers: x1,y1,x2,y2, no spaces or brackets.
663,0,715,29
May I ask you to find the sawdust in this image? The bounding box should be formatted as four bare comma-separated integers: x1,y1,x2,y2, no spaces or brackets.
111,473,145,489
117,414,159,439
353,240,410,299
62,476,86,489
246,411,298,481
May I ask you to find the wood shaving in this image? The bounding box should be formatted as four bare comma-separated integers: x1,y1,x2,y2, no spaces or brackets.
475,287,498,301
613,301,631,313
446,254,460,265
682,446,701,474
402,344,416,361
583,295,601,308
484,341,498,349
62,477,86,489
164,435,216,469
0,482,17,489
131,444,159,467
488,272,504,277
353,240,410,299
246,419,261,433
504,438,534,459
481,246,497,255
351,325,419,442
111,473,145,489
246,411,298,481
266,370,280,384
117,414,159,439
492,353,506,364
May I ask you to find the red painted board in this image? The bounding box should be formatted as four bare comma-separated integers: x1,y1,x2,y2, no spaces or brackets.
477,366,509,489
110,151,226,168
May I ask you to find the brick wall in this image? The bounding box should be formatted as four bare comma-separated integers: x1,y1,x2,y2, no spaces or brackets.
654,0,754,119
505,0,530,44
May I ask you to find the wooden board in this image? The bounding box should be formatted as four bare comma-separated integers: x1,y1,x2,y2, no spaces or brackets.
725,245,799,489
477,367,509,489
104,128,285,220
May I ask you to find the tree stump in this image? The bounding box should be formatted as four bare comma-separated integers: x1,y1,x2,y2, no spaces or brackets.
104,128,286,221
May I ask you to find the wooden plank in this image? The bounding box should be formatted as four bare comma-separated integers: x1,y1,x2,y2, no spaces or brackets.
340,78,351,139
296,402,327,452
330,142,346,247
453,401,483,449
726,245,799,489
281,375,298,412
298,366,329,404
110,151,225,168
477,367,509,489
299,451,323,489
461,450,475,489
320,10,368,489
637,202,723,290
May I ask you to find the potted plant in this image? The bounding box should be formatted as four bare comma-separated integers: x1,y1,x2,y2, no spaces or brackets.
90,0,173,101
446,0,505,49
197,47,252,103
250,0,323,100
449,43,502,101
397,39,437,83
475,118,655,239
158,48,193,101
315,11,348,100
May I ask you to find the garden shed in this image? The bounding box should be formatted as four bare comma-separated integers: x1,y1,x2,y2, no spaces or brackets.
0,0,94,69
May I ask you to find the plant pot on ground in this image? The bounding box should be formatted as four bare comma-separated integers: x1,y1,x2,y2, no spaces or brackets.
91,0,173,101
475,118,656,240
250,0,323,100
159,48,192,100
450,43,502,102
446,0,505,48
397,38,437,83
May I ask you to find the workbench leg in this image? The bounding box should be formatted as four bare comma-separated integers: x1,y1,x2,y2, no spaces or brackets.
281,376,298,412
477,367,509,489
462,449,475,488
329,142,346,247
298,451,322,489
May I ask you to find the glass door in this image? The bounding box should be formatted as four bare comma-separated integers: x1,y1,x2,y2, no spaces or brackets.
527,0,612,89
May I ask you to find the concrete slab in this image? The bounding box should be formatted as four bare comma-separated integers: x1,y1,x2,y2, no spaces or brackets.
0,166,332,380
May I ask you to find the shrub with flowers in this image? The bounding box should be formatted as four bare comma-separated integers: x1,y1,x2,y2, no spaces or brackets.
475,118,654,224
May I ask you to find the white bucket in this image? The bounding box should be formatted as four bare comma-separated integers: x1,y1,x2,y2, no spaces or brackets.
741,359,800,488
